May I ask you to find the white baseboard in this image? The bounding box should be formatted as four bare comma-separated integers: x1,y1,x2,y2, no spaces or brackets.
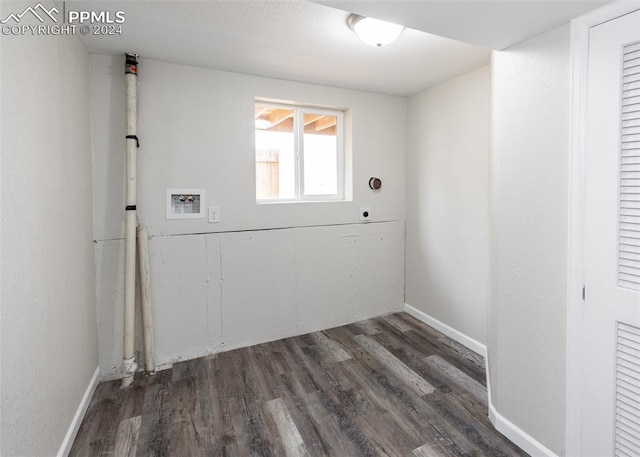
57,366,100,457
403,303,486,357
403,303,558,457
488,402,558,457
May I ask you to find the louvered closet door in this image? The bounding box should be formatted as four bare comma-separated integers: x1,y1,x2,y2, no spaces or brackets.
620,41,640,291
583,9,640,457
615,322,640,456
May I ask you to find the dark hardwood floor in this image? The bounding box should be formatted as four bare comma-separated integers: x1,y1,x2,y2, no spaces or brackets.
70,312,528,456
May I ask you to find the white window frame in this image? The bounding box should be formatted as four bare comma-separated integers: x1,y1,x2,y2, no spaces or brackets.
255,101,345,203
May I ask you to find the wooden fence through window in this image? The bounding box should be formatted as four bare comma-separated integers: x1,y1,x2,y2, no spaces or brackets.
256,148,279,199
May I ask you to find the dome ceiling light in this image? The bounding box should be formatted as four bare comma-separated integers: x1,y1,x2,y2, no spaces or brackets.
347,14,404,48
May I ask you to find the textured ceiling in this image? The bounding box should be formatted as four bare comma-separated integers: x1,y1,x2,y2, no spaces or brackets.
64,0,607,96
314,0,610,50
65,0,490,96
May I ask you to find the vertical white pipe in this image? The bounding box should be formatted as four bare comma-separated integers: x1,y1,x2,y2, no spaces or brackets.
137,224,155,374
122,53,139,388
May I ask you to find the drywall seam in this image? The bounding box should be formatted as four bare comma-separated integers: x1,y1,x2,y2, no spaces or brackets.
56,367,100,457
93,220,404,243
403,303,487,357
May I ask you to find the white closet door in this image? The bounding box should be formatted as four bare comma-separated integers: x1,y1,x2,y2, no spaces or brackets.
583,8,640,456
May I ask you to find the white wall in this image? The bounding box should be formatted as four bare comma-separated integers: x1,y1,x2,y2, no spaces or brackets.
91,56,406,241
0,2,97,455
405,66,491,346
90,56,407,378
490,24,570,455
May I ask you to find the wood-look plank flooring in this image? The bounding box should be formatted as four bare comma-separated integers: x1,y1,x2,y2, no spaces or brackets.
70,312,529,456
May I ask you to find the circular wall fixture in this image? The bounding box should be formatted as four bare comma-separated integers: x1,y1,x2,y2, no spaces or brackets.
369,177,382,190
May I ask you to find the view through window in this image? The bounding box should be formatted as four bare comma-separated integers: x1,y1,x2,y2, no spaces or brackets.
255,102,343,201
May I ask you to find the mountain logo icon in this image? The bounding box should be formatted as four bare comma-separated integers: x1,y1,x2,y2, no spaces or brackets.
1,3,59,24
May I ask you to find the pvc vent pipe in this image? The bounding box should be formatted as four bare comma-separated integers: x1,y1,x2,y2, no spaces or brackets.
122,53,139,387
137,224,156,374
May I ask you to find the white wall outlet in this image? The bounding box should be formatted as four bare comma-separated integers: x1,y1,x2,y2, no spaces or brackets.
360,207,371,221
208,206,220,223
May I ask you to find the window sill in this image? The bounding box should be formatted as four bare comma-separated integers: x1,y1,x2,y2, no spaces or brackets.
256,199,350,205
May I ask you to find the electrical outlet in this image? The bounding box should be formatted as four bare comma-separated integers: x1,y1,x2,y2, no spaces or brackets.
360,207,371,221
208,206,220,223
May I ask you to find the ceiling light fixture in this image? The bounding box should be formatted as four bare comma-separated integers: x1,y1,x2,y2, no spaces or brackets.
347,14,404,48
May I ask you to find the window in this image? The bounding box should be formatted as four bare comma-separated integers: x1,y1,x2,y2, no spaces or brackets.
255,101,344,201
